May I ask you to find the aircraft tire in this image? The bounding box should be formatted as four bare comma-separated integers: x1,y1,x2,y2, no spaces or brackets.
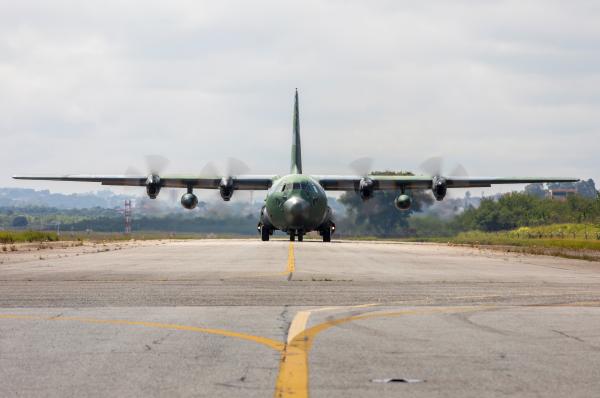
261,226,270,241
298,233,304,242
289,231,296,241
322,228,331,242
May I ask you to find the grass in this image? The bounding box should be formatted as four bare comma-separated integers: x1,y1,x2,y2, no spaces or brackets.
0,230,60,244
67,231,253,241
411,224,600,253
509,223,600,240
0,230,254,244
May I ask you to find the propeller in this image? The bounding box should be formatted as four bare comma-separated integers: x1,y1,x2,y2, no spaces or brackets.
450,163,468,177
145,154,170,175
418,156,468,177
199,157,250,178
124,165,143,186
200,157,252,203
122,155,174,205
418,156,443,177
226,157,250,177
349,156,374,177
349,157,376,201
418,156,470,200
124,154,171,179
199,161,219,178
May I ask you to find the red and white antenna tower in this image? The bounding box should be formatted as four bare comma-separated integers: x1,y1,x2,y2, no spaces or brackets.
124,200,132,234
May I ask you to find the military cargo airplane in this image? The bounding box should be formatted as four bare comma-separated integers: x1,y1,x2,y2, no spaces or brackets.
14,90,578,242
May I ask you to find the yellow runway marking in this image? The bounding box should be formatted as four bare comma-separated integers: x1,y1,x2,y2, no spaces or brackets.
211,243,298,280
286,242,295,280
0,314,284,351
274,306,482,397
286,303,379,344
1,305,490,398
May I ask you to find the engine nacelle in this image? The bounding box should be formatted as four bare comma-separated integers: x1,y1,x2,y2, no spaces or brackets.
180,193,198,210
145,175,161,199
394,194,412,211
358,178,375,200
432,176,447,201
219,177,234,201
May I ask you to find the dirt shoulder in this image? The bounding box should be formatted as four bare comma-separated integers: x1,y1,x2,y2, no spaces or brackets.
0,239,172,265
443,242,600,262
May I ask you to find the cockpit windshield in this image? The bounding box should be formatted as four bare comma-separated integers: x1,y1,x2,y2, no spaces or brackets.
281,182,313,192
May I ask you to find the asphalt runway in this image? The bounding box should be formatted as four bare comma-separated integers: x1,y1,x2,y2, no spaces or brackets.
1,239,599,397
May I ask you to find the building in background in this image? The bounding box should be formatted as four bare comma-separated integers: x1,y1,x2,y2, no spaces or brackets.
548,188,577,202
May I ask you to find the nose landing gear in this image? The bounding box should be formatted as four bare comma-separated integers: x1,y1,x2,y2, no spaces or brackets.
289,230,304,242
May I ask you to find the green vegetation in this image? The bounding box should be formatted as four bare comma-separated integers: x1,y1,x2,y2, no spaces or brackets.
0,230,60,244
0,206,258,235
338,171,433,236
454,193,600,232
61,214,258,234
339,181,600,240
411,225,600,261
0,206,120,230
510,223,600,240
340,186,600,256
406,193,600,238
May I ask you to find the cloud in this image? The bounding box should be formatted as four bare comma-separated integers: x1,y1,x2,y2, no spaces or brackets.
1,0,598,194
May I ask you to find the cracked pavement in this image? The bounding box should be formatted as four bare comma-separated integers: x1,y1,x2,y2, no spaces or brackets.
0,239,599,397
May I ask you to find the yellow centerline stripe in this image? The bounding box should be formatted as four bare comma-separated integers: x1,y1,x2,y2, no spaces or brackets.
286,242,295,274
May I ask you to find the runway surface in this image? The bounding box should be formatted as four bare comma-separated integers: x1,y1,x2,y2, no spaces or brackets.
1,239,599,397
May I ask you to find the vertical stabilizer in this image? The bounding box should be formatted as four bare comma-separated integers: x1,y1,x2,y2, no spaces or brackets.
291,89,302,174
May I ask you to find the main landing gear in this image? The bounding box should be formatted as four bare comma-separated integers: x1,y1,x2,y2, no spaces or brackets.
319,221,335,242
258,223,272,242
321,228,331,242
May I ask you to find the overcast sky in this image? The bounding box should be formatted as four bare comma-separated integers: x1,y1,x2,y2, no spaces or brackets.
1,1,598,195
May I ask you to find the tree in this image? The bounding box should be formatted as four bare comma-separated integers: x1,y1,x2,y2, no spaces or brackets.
338,171,434,236
451,192,600,232
576,179,598,198
11,215,28,228
524,183,546,199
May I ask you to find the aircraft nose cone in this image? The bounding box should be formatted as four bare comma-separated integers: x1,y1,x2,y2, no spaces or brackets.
283,196,309,226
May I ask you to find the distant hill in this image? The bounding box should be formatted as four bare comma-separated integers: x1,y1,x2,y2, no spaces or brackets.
0,188,133,209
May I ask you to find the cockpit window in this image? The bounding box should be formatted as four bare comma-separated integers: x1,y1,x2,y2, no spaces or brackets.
281,181,317,191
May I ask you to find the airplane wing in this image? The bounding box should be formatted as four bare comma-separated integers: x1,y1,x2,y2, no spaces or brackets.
12,175,277,190
14,174,579,191
314,175,579,191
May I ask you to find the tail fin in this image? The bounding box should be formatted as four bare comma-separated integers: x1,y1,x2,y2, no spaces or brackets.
291,89,302,174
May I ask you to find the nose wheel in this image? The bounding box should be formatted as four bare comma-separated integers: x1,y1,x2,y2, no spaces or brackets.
289,231,304,242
